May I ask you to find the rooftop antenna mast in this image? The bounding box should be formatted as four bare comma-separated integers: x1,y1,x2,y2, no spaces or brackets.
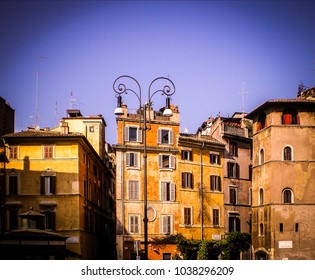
35,56,46,129
241,82,248,115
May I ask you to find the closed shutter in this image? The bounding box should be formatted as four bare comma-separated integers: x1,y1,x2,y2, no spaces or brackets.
170,183,176,201
236,163,240,178
169,130,174,145
51,176,56,194
124,126,129,141
218,176,221,192
126,153,130,166
157,129,161,144
137,128,142,143
169,155,175,169
158,155,163,169
161,182,167,201
40,176,45,195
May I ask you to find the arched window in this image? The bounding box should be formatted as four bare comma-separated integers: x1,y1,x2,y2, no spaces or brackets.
283,146,292,161
259,148,265,164
282,108,299,125
283,188,293,204
259,188,264,205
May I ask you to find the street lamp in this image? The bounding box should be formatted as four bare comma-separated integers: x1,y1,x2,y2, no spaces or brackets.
113,75,176,260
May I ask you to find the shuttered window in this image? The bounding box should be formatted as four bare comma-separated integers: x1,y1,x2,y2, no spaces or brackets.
184,207,192,225
129,215,140,234
161,182,176,201
210,175,221,192
40,176,56,195
157,129,174,145
182,172,193,189
128,181,139,200
124,126,142,142
126,152,139,168
158,154,175,169
161,215,172,234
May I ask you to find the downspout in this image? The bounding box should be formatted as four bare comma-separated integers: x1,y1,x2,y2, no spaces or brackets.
121,120,125,259
200,141,205,241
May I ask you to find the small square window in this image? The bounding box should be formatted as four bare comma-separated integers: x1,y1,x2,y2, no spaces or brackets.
43,145,54,159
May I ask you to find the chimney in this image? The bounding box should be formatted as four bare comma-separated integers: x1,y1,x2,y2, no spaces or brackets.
60,120,69,135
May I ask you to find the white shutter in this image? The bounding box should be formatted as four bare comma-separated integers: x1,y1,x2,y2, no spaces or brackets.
158,154,163,169
157,129,161,144
170,155,175,169
134,153,139,168
124,126,129,142
126,153,130,166
137,127,142,143
169,130,174,145
161,182,166,201
170,183,176,201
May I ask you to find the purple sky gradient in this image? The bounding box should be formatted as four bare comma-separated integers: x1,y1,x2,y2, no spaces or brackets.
1,1,314,144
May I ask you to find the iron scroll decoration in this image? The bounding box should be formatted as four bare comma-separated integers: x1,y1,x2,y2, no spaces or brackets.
113,75,176,108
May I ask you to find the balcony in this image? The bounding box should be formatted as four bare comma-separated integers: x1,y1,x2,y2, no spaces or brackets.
223,124,246,137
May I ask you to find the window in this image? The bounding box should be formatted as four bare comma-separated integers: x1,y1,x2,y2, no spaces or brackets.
249,164,252,180
158,154,175,169
126,152,139,168
257,112,267,131
40,176,56,195
128,180,139,200
249,187,252,205
161,182,176,201
283,146,292,161
229,214,240,232
229,141,238,156
259,223,264,236
210,175,221,192
229,187,237,205
183,207,192,225
161,215,172,234
295,223,299,232
89,126,94,132
129,215,140,234
282,108,299,125
182,172,193,189
212,209,220,226
259,148,265,164
43,211,56,230
181,149,192,161
8,209,19,230
283,188,293,204
158,129,174,145
280,223,283,233
9,146,18,159
259,188,264,205
125,126,142,142
163,253,172,260
43,145,54,159
210,153,220,165
8,175,18,195
227,162,240,178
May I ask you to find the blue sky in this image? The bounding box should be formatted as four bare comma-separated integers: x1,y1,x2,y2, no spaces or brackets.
1,1,314,144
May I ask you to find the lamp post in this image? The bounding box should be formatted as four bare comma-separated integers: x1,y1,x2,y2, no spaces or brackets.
113,75,175,260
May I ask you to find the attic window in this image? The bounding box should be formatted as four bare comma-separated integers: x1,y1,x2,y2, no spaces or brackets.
257,112,267,131
282,108,299,125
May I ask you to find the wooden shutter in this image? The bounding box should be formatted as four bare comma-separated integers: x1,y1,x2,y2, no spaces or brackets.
170,155,175,169
157,129,161,144
51,176,56,194
124,126,129,141
218,176,221,192
161,182,166,201
236,163,240,178
40,176,45,195
134,153,139,167
126,153,130,166
169,130,174,145
170,183,176,201
158,155,163,169
137,128,142,143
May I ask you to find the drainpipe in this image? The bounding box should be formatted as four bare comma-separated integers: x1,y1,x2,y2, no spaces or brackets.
200,141,205,241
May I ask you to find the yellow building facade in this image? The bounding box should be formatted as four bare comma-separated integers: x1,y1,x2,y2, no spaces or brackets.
114,104,225,260
0,112,116,259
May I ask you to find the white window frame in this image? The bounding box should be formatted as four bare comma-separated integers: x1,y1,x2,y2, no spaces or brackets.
124,126,142,143
181,149,192,161
161,214,173,235
128,180,140,200
129,214,141,234
158,154,175,170
210,152,220,165
283,145,294,161
282,188,294,204
126,152,140,168
157,128,174,145
161,182,176,202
